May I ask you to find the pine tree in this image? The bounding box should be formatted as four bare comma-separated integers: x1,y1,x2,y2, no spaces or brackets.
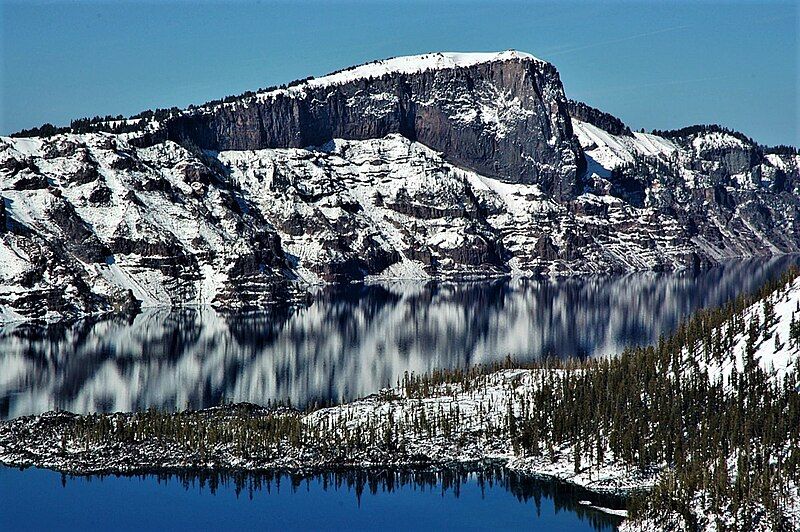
763,298,776,339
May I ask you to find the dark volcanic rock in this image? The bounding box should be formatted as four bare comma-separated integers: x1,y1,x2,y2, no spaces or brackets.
567,100,632,137
45,197,112,263
0,196,6,233
159,53,583,198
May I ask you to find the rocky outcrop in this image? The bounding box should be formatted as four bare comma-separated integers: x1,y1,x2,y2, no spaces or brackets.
0,195,6,233
572,119,800,264
152,52,583,199
0,135,305,323
567,100,632,137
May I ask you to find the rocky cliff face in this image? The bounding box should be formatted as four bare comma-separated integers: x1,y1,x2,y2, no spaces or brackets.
156,51,582,199
1,51,798,322
567,100,632,137
0,135,305,322
572,120,800,260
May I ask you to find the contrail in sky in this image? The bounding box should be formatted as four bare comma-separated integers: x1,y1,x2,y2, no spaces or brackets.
546,25,691,57
572,73,743,99
546,12,792,58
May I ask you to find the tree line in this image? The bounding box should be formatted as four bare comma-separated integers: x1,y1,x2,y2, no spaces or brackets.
57,266,800,530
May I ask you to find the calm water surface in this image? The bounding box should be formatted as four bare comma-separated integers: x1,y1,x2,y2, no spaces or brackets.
2,257,797,530
0,466,622,531
1,256,798,419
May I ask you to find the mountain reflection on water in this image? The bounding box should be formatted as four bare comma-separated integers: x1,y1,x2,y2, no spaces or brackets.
0,465,622,530
1,256,798,419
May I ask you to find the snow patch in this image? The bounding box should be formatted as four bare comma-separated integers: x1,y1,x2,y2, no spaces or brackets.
254,51,541,102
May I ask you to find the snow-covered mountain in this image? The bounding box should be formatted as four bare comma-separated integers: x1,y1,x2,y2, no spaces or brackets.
1,51,798,322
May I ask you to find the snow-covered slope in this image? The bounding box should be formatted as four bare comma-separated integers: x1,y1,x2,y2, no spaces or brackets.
573,116,800,194
2,51,799,322
618,276,800,532
2,126,798,323
0,133,303,322
573,119,678,174
252,50,542,100
572,116,800,259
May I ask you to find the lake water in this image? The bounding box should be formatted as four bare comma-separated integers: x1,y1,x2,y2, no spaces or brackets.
0,465,623,531
1,255,798,420
3,256,798,530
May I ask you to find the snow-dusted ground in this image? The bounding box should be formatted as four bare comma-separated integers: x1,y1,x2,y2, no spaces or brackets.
0,368,656,500
699,281,799,385
618,278,800,531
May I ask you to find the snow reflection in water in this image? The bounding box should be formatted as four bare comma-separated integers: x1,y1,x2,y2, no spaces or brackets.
1,256,798,419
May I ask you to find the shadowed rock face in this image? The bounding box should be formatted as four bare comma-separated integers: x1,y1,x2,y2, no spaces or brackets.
567,100,633,137
159,57,583,199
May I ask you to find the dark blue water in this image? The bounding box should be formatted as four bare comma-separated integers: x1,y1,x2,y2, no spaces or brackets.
0,466,622,531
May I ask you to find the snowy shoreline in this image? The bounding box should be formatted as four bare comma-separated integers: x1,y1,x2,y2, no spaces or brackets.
0,374,657,498
2,272,799,530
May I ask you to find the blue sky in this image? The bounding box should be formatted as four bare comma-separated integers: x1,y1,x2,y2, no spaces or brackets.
1,0,797,146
